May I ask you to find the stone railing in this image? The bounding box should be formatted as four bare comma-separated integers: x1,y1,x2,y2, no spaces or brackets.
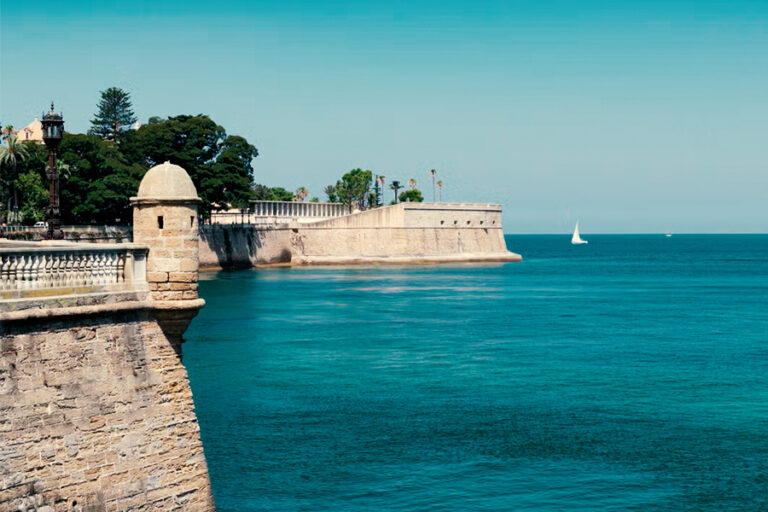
251,200,349,219
209,201,350,225
1,225,132,243
0,242,148,300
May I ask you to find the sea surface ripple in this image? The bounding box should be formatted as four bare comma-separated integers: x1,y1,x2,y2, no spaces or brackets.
184,235,768,511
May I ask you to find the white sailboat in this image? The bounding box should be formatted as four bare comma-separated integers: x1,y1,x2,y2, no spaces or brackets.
571,222,588,245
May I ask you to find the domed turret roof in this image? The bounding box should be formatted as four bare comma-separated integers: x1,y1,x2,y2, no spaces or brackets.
137,161,198,200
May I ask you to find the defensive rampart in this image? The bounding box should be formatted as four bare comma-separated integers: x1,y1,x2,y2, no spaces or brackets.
198,203,521,269
0,162,215,511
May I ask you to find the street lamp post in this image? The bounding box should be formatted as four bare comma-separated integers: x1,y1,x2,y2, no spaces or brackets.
41,103,64,240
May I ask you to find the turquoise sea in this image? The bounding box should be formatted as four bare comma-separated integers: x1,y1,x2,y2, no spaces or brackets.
184,235,768,511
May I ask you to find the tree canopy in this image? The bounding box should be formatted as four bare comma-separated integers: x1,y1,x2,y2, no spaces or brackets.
120,114,258,215
89,87,138,140
0,137,43,224
325,169,372,210
399,189,424,203
0,134,32,223
57,134,143,224
5,112,260,225
252,184,295,201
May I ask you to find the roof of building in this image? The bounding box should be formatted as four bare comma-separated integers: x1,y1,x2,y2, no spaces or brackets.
136,161,199,201
17,118,43,142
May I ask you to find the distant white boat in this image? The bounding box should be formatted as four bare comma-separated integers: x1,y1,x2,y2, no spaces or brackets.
571,222,588,245
665,233,672,238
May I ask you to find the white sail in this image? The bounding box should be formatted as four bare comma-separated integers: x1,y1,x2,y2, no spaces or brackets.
571,222,588,244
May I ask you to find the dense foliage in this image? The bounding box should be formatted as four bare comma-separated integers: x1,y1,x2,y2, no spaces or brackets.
58,134,143,224
251,184,295,201
1,112,260,224
324,169,372,210
0,134,34,223
121,115,258,215
399,189,424,203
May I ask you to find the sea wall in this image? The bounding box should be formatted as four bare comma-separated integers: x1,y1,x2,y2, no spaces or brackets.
0,310,214,511
198,203,520,269
199,225,292,269
293,226,511,263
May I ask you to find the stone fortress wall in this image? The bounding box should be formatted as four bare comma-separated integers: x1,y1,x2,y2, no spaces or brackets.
1,311,213,511
0,163,215,511
198,202,521,268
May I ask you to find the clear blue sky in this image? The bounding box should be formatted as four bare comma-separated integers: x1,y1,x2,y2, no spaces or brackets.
1,0,766,232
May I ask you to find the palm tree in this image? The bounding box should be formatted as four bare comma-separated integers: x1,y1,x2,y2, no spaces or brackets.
430,169,436,202
408,178,417,189
295,187,309,202
1,125,15,140
436,180,443,202
376,176,386,207
0,135,31,225
390,180,402,204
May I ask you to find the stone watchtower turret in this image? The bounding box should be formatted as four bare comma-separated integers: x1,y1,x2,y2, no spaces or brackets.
131,161,205,340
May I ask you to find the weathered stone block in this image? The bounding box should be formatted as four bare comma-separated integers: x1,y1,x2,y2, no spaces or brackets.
168,272,197,283
178,259,199,272
146,272,169,283
150,291,185,301
147,258,180,273
163,238,181,249
174,250,198,260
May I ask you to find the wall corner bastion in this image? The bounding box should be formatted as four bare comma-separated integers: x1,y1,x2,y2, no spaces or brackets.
0,162,215,510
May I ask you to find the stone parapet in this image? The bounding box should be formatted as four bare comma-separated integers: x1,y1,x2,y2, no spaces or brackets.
0,241,148,304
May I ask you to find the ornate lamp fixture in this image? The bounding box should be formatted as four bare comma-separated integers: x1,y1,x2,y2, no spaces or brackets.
41,102,64,240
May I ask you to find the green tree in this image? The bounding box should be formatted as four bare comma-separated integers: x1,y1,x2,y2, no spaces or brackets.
324,185,338,203
389,180,403,204
0,135,31,224
430,169,437,202
57,133,143,224
17,170,48,224
399,189,424,203
89,87,138,141
269,187,294,201
295,187,309,202
252,183,272,200
121,114,257,216
205,135,258,209
330,169,372,210
11,141,48,224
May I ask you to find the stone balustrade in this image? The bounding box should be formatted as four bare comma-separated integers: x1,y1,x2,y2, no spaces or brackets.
209,201,349,225
251,200,349,218
0,241,148,300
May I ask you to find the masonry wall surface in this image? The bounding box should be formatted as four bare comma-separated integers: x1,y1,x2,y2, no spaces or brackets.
0,310,214,511
198,203,519,269
294,226,509,260
133,203,200,302
198,225,292,269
